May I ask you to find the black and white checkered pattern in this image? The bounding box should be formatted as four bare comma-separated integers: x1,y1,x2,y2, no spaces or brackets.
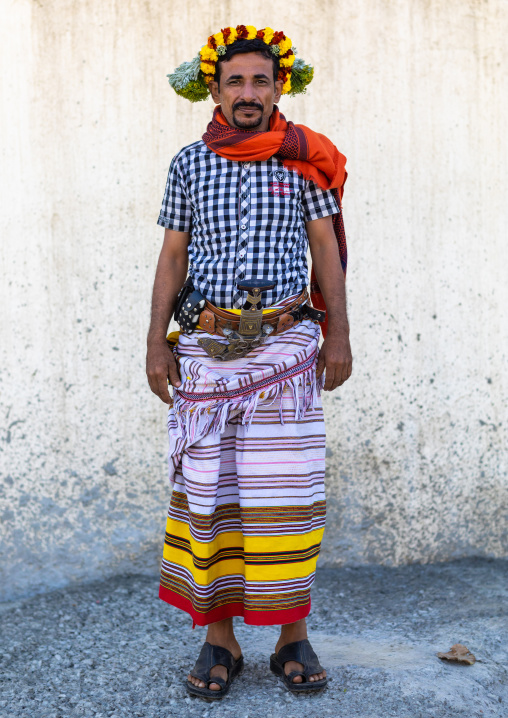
157,140,340,309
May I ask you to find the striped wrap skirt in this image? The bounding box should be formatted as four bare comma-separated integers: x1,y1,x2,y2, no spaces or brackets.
159,317,326,626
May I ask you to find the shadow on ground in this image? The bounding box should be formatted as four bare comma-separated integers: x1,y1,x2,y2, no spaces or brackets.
0,559,506,717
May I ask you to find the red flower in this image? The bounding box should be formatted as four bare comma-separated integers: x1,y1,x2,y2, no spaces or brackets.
208,35,217,49
256,29,265,39
236,25,248,39
271,31,285,45
280,48,294,59
221,27,231,43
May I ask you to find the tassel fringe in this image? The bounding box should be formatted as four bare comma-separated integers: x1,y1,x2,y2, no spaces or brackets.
167,363,323,483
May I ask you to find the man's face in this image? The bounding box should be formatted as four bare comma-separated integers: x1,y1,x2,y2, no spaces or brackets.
209,52,283,131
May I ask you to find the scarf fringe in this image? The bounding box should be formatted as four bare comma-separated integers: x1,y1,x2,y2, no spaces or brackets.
167,364,324,483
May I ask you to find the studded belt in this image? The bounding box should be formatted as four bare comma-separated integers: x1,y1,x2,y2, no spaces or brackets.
195,281,325,361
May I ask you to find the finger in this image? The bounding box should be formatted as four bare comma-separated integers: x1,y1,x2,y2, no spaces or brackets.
335,363,347,388
332,361,350,390
156,375,171,404
167,354,182,388
330,367,342,391
323,365,335,391
147,373,160,396
340,359,353,385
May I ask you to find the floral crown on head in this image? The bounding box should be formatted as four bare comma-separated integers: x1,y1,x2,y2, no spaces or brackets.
167,25,314,103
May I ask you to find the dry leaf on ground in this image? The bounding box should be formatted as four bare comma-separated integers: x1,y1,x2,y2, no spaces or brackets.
437,643,476,665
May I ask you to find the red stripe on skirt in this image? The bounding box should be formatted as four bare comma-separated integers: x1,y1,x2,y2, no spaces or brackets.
159,584,311,628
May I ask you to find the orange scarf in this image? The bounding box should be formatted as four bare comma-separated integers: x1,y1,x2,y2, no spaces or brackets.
203,106,348,337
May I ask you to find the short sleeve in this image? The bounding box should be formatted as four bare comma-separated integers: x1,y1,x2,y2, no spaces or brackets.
157,154,192,231
301,181,340,222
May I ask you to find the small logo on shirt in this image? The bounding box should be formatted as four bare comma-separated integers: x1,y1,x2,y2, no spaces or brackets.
269,169,292,197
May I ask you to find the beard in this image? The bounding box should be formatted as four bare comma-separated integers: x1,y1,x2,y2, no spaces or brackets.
232,102,264,130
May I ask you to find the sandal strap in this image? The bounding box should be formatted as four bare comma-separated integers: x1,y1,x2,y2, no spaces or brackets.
189,642,235,684
276,639,323,679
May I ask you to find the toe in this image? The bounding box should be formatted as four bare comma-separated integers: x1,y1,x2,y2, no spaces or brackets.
209,682,221,691
292,674,303,683
310,671,326,682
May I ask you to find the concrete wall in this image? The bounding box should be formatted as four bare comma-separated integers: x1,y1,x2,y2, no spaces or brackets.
1,0,507,600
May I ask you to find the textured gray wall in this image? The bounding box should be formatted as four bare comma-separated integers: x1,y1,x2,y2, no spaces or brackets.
1,0,507,600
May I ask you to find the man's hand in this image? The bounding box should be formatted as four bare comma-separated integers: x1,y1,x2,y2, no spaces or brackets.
306,215,353,391
146,339,181,404
315,332,353,391
146,228,189,404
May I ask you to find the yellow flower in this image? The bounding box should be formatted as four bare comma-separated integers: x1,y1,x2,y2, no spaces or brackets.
282,77,291,94
213,31,225,47
262,27,274,44
204,74,215,84
278,37,292,55
200,61,216,75
225,27,238,44
200,45,218,62
279,54,295,68
246,25,257,39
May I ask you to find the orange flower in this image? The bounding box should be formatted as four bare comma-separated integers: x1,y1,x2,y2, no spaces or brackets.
271,31,285,45
221,27,238,44
279,50,295,68
260,27,274,44
278,36,292,55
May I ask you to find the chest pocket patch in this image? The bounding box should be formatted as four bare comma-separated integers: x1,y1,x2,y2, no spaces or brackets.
269,168,292,197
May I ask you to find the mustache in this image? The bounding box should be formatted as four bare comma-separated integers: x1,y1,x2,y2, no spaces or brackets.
233,101,263,112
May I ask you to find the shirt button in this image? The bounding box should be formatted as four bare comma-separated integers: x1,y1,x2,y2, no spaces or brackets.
241,224,247,230
243,162,250,168
239,250,245,257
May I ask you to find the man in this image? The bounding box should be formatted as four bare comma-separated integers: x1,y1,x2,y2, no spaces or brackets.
146,26,352,699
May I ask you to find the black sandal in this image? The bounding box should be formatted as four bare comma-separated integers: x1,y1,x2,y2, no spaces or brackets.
270,638,328,693
186,641,244,700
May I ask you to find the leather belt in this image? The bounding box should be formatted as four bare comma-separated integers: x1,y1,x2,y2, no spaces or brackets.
196,287,326,361
198,289,311,338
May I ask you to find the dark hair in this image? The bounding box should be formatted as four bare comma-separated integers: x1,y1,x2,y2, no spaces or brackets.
215,38,280,87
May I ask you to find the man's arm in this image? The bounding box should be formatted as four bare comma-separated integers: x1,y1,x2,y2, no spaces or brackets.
306,215,353,391
146,228,190,403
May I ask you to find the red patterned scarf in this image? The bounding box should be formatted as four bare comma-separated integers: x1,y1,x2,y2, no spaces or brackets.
202,106,348,337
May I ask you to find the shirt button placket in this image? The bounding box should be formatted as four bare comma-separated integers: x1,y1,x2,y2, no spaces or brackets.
234,162,251,308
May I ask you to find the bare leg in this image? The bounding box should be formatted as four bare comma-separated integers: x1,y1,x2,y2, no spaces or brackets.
187,618,242,691
275,618,327,683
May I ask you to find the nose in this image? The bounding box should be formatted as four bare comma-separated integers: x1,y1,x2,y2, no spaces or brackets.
240,80,257,102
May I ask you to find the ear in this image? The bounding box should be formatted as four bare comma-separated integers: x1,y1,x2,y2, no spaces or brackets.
274,79,283,103
209,80,220,104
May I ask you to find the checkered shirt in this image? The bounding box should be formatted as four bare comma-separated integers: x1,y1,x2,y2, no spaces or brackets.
157,140,340,309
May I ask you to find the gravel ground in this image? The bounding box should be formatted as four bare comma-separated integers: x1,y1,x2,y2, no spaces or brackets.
1,558,506,718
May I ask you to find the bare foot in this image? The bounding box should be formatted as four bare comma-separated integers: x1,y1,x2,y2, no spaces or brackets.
187,618,242,691
275,618,327,684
